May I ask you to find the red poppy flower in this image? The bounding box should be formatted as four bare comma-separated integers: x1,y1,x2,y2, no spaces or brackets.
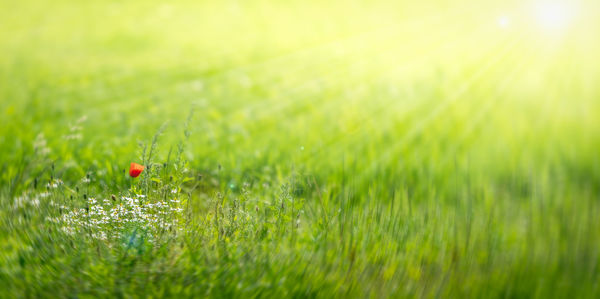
129,162,144,178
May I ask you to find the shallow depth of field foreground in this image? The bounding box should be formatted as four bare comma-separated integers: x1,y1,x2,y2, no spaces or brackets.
1,0,600,298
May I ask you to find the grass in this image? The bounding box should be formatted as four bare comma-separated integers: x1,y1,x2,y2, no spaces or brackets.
1,0,600,297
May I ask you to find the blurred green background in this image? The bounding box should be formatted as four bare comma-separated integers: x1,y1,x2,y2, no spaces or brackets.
1,0,600,297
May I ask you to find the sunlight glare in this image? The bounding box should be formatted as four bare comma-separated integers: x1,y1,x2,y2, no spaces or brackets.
534,2,576,31
498,15,511,29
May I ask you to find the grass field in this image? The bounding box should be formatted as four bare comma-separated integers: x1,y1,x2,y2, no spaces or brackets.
1,0,600,297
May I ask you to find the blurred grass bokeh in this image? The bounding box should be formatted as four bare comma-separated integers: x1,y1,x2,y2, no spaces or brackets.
1,0,600,297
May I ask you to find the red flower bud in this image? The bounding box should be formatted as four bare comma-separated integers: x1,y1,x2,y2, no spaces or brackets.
129,162,144,178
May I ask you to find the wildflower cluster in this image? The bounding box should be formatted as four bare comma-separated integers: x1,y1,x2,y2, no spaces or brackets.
12,193,43,209
52,194,185,242
11,179,63,210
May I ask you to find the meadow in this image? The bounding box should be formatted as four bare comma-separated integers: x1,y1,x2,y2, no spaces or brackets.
1,0,600,297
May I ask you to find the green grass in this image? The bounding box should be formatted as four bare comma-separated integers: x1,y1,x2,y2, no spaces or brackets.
1,0,600,297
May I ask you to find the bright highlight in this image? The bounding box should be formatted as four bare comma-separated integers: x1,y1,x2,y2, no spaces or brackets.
534,2,576,31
